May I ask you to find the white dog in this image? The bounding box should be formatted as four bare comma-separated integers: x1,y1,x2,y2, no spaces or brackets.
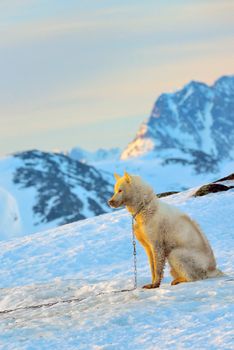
108,172,223,288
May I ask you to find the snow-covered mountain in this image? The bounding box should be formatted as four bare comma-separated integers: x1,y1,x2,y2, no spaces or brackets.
0,178,233,349
0,150,114,239
68,146,121,163
121,75,234,173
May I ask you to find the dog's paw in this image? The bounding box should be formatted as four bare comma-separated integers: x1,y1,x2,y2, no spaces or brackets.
142,283,160,289
171,277,188,286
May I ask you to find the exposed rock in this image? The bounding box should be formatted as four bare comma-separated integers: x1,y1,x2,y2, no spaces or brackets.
213,173,234,183
157,191,180,198
193,183,232,197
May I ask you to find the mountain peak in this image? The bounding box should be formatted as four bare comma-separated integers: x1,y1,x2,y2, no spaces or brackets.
121,75,234,170
183,80,209,91
214,75,234,93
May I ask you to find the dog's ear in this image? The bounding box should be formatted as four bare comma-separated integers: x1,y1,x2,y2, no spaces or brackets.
124,171,131,184
114,173,121,181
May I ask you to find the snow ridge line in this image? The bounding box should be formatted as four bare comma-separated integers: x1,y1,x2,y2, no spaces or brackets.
0,288,134,315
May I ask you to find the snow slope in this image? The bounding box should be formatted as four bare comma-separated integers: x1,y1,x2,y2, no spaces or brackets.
0,184,233,349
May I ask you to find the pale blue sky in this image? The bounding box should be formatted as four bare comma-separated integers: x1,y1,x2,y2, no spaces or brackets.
0,0,233,156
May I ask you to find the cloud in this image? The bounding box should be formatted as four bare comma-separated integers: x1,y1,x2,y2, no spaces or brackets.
0,0,233,47
1,35,233,140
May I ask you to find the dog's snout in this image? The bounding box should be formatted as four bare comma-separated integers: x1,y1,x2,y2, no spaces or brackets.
108,199,114,206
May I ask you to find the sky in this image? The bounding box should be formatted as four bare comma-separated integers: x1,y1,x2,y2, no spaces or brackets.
0,0,233,156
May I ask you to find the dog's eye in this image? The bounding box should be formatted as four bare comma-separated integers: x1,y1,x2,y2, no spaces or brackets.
118,189,122,193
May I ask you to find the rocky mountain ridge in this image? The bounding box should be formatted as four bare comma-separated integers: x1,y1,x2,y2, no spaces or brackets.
0,150,113,238
121,75,234,173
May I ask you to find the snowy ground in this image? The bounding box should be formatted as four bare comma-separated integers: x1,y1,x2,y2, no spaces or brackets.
0,187,233,349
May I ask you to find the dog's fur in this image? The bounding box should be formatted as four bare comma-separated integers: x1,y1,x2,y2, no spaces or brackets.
108,172,223,288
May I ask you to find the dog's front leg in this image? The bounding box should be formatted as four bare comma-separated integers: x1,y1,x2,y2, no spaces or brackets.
143,244,156,286
154,245,166,287
143,243,165,289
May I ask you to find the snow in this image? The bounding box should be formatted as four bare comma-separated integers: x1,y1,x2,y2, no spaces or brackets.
0,187,21,240
178,85,194,105
68,147,121,163
121,128,154,160
0,187,233,349
0,155,39,237
199,102,216,154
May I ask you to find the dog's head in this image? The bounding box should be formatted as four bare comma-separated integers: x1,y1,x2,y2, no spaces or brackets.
108,172,132,208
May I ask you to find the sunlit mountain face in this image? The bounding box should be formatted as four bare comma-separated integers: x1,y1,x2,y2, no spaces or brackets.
121,75,234,174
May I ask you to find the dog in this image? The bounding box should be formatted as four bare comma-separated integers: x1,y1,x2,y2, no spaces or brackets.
108,172,223,288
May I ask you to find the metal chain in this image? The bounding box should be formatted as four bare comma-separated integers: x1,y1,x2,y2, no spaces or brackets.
131,217,137,289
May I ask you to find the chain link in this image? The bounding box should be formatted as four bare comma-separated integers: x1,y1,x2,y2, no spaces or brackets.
131,217,137,289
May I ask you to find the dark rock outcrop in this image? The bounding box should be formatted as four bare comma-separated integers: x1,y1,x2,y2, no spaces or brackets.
193,183,231,197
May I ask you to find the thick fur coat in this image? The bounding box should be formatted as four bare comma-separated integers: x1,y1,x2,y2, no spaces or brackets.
108,172,223,288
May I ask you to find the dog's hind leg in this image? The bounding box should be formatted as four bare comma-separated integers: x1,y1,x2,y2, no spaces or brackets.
171,277,189,285
170,267,179,279
170,267,188,285
168,248,208,285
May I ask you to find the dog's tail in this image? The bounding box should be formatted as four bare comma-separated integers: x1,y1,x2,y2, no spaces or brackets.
207,268,225,278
